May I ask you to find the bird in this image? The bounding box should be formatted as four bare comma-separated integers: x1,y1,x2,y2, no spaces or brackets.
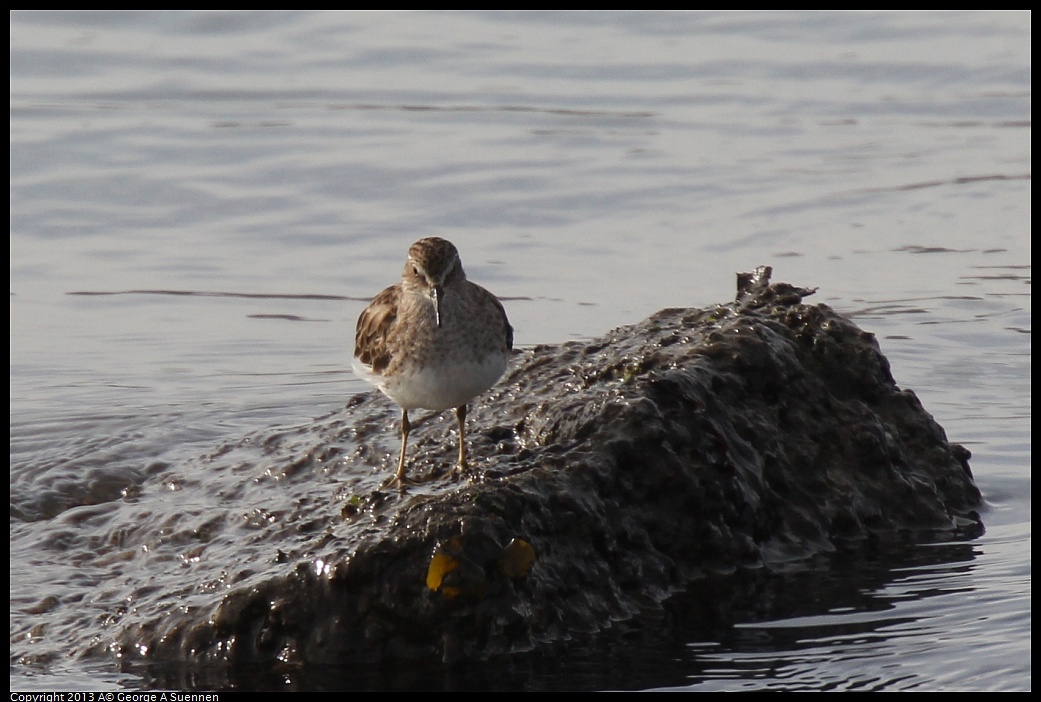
353,237,512,488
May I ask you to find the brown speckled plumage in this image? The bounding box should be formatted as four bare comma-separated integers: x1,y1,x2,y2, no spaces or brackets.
353,237,512,488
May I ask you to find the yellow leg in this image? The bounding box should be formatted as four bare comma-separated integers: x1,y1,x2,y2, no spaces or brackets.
395,409,410,488
455,405,469,474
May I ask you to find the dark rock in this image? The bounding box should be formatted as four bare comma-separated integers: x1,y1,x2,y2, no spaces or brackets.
113,267,982,672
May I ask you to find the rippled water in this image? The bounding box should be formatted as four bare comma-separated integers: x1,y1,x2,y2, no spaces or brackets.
10,10,1030,691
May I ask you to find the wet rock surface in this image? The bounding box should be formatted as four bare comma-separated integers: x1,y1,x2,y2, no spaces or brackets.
109,268,982,675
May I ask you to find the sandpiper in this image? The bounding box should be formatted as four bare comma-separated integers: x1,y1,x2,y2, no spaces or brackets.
353,237,513,488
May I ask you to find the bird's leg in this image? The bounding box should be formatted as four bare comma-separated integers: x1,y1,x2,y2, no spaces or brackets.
393,408,411,489
454,404,469,475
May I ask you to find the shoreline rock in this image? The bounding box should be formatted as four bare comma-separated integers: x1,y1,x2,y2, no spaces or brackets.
114,267,983,671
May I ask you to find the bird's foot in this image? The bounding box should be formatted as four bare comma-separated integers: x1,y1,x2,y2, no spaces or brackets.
451,461,479,482
379,472,417,492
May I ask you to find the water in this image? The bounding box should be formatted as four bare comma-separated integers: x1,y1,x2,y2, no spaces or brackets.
10,10,1030,691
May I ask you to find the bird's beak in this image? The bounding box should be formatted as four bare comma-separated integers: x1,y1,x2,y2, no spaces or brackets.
432,284,444,328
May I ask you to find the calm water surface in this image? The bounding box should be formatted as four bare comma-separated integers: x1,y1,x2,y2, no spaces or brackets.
10,10,1030,691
